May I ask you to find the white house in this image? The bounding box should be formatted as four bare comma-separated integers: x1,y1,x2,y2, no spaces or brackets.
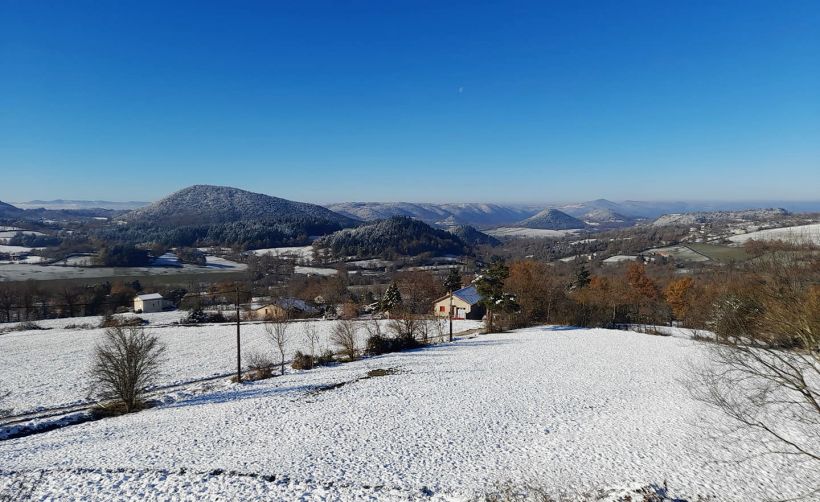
134,293,164,314
432,285,485,320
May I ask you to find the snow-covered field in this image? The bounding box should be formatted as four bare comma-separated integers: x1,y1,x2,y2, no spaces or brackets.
249,245,315,261
727,222,820,244
0,256,247,282
1,326,815,500
0,314,480,415
485,227,581,238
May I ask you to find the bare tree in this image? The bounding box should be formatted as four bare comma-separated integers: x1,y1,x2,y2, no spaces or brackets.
363,318,384,339
690,253,819,477
90,326,165,413
264,320,290,376
331,319,359,360
388,312,419,341
302,321,320,360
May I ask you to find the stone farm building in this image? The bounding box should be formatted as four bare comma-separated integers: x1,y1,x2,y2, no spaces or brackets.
250,298,319,320
432,285,485,320
133,293,165,314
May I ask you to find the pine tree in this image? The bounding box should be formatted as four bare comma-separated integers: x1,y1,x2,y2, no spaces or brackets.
474,260,515,333
380,283,403,312
572,266,591,290
443,267,462,293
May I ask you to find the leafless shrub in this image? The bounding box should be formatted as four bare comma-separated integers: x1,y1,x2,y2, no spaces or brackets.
90,326,165,413
331,319,359,360
264,320,290,376
363,318,383,339
690,253,819,471
388,314,419,341
245,351,275,380
302,321,320,359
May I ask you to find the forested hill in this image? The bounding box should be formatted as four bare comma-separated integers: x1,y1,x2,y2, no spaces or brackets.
314,216,469,259
124,185,356,226
447,225,501,246
93,185,358,249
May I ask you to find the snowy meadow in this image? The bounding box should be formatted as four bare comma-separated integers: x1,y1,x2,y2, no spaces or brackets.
1,325,816,500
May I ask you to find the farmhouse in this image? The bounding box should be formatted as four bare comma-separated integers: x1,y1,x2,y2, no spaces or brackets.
433,285,485,320
251,298,318,320
133,293,165,313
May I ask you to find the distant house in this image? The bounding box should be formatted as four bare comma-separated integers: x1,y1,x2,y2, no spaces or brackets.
433,285,485,320
251,298,319,320
134,293,165,313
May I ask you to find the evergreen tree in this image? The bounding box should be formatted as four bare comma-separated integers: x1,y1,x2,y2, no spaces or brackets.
443,267,462,293
572,265,591,290
380,283,403,312
474,260,517,333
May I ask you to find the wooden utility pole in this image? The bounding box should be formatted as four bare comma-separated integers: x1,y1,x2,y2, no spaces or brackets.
448,291,453,342
235,286,242,383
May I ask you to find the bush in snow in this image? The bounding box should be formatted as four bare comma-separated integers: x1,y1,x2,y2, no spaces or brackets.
245,352,275,380
291,351,314,370
99,314,145,328
90,326,165,413
316,349,336,366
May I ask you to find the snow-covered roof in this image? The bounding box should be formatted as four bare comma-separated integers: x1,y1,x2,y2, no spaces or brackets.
253,298,318,313
452,285,482,305
136,293,163,301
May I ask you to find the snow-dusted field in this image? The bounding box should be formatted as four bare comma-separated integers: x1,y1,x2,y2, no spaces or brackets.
1,327,815,500
0,314,480,415
249,245,315,261
727,222,820,244
0,256,247,282
485,227,581,238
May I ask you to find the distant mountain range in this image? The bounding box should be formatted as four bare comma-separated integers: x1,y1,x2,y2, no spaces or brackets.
13,199,150,211
651,208,790,227
325,202,534,227
326,199,820,229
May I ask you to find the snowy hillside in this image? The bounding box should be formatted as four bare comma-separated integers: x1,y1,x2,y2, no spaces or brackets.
1,327,815,500
727,222,820,244
124,185,356,226
0,314,481,415
516,208,585,230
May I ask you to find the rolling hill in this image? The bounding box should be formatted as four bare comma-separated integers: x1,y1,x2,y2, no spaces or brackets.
125,185,356,226
314,216,469,259
447,225,501,246
516,208,585,230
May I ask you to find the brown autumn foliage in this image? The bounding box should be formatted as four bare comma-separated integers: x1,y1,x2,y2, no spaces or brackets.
664,276,695,321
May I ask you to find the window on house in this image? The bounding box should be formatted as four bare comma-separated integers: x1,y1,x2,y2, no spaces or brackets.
439,306,446,312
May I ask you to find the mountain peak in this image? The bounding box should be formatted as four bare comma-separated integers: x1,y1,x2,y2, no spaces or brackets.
517,208,585,230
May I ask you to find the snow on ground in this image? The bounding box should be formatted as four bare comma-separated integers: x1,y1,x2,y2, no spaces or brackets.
0,317,481,415
485,227,581,238
294,265,338,276
727,222,820,244
249,246,315,261
0,244,40,253
602,255,638,264
0,256,247,282
0,327,814,500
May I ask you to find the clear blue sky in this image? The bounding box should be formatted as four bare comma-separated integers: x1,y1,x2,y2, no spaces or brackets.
1,1,818,204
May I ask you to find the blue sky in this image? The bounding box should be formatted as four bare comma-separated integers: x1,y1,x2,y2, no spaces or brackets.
1,1,818,204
